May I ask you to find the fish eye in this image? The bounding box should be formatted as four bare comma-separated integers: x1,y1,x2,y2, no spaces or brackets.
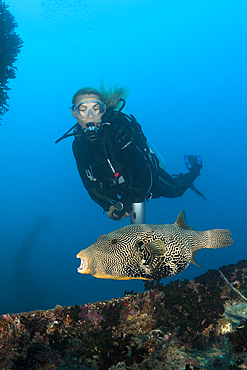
111,239,118,245
135,240,144,251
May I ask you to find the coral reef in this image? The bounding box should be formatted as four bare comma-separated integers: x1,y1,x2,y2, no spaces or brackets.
0,1,23,121
0,260,247,369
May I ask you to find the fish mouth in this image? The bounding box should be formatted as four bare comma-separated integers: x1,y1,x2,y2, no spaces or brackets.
77,255,88,274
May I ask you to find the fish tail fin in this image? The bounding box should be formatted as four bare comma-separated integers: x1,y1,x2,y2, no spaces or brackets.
192,229,233,251
206,229,233,249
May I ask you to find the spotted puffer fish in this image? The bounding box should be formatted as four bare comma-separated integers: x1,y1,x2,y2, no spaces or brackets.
77,211,233,280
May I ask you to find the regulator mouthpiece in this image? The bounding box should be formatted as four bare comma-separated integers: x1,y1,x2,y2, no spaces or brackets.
85,124,99,142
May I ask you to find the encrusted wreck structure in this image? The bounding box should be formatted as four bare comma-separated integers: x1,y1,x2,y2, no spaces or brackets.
0,260,247,370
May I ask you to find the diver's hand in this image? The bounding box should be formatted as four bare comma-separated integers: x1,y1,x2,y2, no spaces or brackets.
107,205,130,221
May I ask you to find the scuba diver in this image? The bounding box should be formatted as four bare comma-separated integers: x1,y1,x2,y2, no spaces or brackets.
56,84,206,223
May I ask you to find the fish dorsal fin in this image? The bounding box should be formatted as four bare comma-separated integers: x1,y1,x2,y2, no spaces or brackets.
191,251,203,268
174,210,193,230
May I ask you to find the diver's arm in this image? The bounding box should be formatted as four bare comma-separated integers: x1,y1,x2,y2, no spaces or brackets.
72,140,113,212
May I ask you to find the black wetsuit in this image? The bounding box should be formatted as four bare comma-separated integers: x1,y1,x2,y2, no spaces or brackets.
72,108,201,214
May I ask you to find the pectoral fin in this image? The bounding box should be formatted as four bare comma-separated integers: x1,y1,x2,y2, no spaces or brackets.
147,239,166,255
137,239,166,272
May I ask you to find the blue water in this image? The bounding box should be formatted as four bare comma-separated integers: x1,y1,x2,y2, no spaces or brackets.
1,0,247,314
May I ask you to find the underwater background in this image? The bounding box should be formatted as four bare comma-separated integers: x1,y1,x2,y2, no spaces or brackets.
0,0,246,315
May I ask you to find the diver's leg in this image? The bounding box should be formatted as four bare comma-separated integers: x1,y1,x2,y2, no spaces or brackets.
155,165,201,198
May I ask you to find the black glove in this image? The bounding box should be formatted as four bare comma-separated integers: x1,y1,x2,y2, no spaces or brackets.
109,202,126,220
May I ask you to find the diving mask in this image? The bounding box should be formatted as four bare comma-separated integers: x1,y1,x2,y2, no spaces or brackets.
72,100,106,120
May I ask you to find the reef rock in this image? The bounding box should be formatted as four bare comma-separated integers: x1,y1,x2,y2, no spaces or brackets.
1,260,247,370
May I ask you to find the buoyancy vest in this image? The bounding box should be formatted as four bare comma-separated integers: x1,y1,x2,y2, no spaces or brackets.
56,102,159,200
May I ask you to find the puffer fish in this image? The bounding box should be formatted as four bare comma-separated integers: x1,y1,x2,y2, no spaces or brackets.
77,211,233,280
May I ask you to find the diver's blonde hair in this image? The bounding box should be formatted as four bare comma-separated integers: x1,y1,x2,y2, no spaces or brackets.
72,82,130,109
